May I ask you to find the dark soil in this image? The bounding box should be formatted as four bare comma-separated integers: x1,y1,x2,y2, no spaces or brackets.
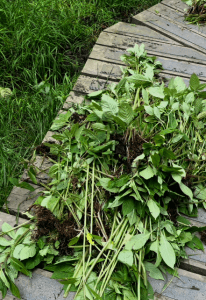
167,200,178,226
30,205,78,255
71,112,86,124
200,230,206,244
112,130,145,173
35,143,58,160
186,3,206,24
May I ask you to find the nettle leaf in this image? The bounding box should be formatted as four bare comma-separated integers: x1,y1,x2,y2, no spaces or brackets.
147,199,160,220
127,74,151,87
118,250,133,266
179,182,193,200
144,262,164,280
148,86,164,99
125,233,150,251
139,166,155,180
190,73,200,91
0,269,10,289
127,209,138,226
122,198,135,216
10,257,32,277
0,237,13,247
1,223,15,239
20,244,36,260
144,105,154,115
98,178,119,193
13,244,25,259
159,234,176,269
118,102,134,125
101,94,119,115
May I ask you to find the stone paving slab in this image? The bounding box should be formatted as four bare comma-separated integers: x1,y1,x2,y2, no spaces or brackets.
2,269,75,300
3,184,44,217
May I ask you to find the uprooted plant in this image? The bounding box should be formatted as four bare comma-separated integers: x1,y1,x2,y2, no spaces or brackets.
2,44,206,299
182,0,206,24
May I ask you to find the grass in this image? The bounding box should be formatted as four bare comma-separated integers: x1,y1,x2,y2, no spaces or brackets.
0,0,160,206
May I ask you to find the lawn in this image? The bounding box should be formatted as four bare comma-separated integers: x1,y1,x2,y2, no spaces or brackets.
0,0,160,205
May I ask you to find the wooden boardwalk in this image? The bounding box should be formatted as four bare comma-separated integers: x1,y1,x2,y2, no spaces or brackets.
2,0,206,299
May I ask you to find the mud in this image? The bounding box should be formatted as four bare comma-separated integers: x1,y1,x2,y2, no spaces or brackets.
71,112,86,124
35,143,58,160
30,205,78,255
200,230,206,244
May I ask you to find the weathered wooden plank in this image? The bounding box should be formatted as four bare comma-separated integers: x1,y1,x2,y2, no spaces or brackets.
86,46,206,80
21,155,53,185
96,33,206,64
162,0,188,12
150,268,206,300
3,184,44,217
104,22,181,45
149,3,206,37
132,10,206,54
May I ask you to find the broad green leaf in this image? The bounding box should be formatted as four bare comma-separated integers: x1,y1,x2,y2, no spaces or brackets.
101,94,118,114
139,166,155,180
127,74,151,87
159,234,176,269
122,198,135,216
125,233,150,251
154,107,161,119
144,105,154,115
151,154,160,167
192,235,204,251
144,262,164,280
118,102,134,125
20,244,36,260
0,269,10,289
26,253,42,270
8,279,21,299
190,73,200,91
127,209,138,226
13,244,25,259
1,223,15,239
9,178,35,191
179,182,193,200
148,86,164,99
185,92,194,104
98,178,119,193
28,167,37,184
118,250,133,266
147,199,160,219
10,257,32,277
0,237,13,247
87,90,103,98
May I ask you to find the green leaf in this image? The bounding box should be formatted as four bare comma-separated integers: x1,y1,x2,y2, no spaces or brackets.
101,94,118,114
20,244,36,260
190,73,200,91
179,182,193,200
139,166,155,180
1,223,15,239
125,233,150,251
147,199,160,220
144,262,164,280
127,209,138,226
148,86,164,99
0,278,7,298
10,257,32,277
118,250,133,266
118,102,134,125
159,234,176,269
144,106,154,115
98,178,119,193
192,235,204,251
122,198,135,216
13,244,25,259
8,278,21,299
151,154,160,168
28,168,37,185
0,269,10,289
9,178,35,191
0,237,13,247
86,285,103,300
26,253,42,270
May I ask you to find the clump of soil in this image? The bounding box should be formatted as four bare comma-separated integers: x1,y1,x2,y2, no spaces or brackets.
30,205,79,255
200,230,206,244
112,130,145,173
71,112,86,124
167,200,178,226
35,143,58,160
185,2,206,24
